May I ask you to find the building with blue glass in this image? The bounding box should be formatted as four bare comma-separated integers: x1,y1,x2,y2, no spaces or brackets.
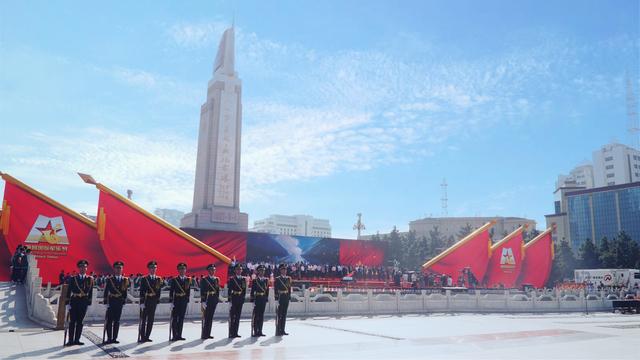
547,182,640,251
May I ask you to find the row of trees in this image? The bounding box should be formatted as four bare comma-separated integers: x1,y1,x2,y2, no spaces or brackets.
549,232,640,284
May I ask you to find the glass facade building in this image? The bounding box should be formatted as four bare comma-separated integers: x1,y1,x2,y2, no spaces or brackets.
566,182,640,251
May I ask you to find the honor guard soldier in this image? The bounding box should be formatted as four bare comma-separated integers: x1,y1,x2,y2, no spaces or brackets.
275,264,291,336
169,262,191,341
138,260,163,343
200,263,220,339
227,263,246,338
250,264,269,337
103,261,129,344
65,259,94,346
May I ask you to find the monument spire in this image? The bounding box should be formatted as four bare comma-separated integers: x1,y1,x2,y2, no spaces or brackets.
213,27,235,77
181,26,248,231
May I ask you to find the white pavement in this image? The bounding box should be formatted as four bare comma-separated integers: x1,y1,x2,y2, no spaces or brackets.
1,284,639,359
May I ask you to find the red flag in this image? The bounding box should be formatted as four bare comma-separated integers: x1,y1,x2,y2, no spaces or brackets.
422,221,494,282
0,173,110,283
517,228,554,288
93,181,231,282
483,226,525,288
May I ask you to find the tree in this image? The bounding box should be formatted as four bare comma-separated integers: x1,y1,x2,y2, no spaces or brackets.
614,232,640,269
428,226,445,258
386,226,402,266
599,237,616,268
457,223,473,239
578,238,600,269
548,240,577,285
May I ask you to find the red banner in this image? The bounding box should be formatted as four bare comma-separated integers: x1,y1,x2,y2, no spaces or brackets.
339,239,385,266
518,229,554,288
422,222,494,281
483,227,524,288
0,174,111,283
183,228,247,263
95,183,231,282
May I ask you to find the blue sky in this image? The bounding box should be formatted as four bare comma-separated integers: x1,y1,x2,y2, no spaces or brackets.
0,0,638,238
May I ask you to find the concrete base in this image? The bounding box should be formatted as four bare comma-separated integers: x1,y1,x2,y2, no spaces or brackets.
181,208,248,231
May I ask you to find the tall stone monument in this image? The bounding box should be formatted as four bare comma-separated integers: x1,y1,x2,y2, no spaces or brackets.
181,27,248,231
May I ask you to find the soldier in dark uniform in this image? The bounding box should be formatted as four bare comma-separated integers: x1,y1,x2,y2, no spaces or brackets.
169,262,191,341
138,260,163,343
227,263,246,338
65,259,94,346
250,264,269,337
275,263,291,336
103,261,128,344
200,263,220,340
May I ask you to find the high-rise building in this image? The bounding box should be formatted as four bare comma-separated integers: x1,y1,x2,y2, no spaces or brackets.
181,27,248,231
593,143,640,187
556,164,594,189
251,215,332,237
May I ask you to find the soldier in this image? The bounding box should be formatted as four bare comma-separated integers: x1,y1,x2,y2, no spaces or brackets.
200,263,220,340
250,264,269,337
138,260,163,343
103,261,129,344
274,263,291,336
227,263,246,338
169,262,191,341
65,259,94,346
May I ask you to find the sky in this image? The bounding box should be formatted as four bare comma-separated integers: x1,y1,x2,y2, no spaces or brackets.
0,0,639,239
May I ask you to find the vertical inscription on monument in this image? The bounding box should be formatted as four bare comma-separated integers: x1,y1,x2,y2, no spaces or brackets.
213,91,237,207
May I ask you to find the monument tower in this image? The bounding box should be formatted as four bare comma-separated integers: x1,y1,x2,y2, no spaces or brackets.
181,27,248,231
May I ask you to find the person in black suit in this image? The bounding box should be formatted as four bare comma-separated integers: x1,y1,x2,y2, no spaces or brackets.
200,263,220,340
138,260,163,343
251,264,269,337
169,262,191,341
65,259,94,346
227,264,246,338
103,261,129,344
275,263,291,336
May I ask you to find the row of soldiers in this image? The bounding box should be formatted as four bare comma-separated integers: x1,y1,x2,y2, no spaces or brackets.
64,259,292,346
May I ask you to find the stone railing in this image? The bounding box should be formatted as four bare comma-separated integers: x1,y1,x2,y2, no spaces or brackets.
25,257,624,328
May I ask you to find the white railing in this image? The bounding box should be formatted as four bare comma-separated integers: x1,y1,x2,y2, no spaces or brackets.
24,256,623,328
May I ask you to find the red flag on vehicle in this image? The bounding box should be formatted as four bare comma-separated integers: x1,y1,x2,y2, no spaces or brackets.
0,173,110,283
422,221,495,282
517,227,554,288
483,226,526,288
85,175,231,282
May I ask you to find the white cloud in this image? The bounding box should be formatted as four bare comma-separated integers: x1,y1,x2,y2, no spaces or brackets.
167,21,229,48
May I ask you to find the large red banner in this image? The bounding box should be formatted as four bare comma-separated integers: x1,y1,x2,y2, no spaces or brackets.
483,227,524,288
183,228,247,263
517,229,554,288
339,239,385,266
422,222,494,281
94,183,231,282
0,174,111,283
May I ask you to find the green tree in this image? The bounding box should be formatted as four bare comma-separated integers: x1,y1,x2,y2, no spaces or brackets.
457,223,473,239
599,237,616,268
428,226,445,258
548,240,577,285
578,238,600,269
614,232,640,269
386,226,402,266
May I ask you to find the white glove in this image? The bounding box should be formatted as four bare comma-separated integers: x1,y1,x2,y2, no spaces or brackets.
106,304,110,309
65,305,70,312
170,304,174,310
140,303,145,310
202,303,207,310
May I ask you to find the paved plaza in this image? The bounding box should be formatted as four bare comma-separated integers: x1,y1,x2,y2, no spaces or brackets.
1,283,639,359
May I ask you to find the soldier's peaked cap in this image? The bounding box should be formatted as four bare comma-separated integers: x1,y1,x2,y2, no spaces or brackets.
113,261,124,267
77,259,89,266
177,262,187,269
147,260,158,268
206,263,216,270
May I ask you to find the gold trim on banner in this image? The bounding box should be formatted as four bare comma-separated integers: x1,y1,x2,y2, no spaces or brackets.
422,221,496,269
0,172,96,228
